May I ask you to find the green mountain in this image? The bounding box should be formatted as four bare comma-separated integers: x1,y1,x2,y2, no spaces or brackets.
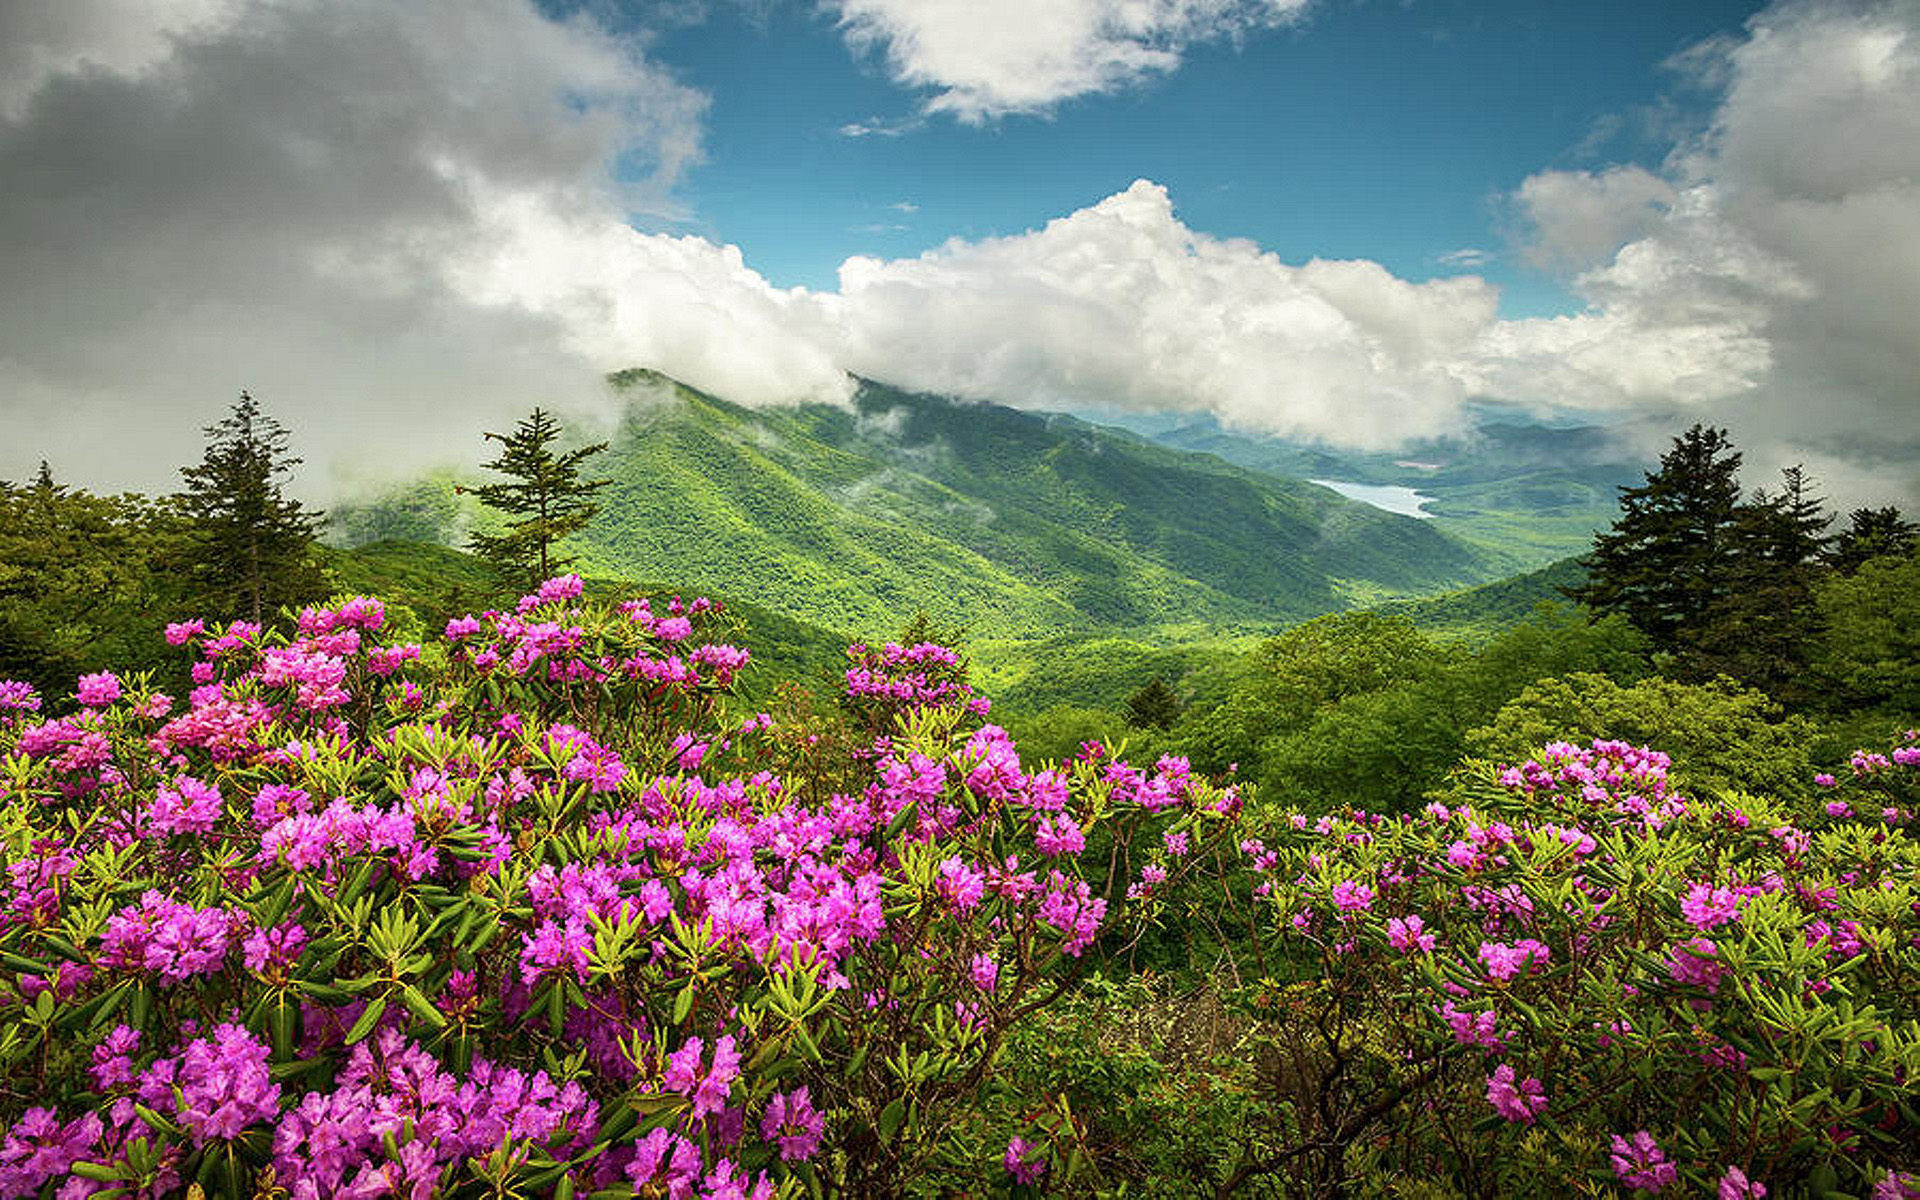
337,370,1505,640
1369,556,1589,641
1101,412,1647,572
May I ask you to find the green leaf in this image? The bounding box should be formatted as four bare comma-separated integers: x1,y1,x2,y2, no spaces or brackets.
346,994,388,1045
398,984,446,1030
877,1098,906,1143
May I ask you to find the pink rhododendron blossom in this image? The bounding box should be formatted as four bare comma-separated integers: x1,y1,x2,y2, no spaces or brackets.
1610,1131,1678,1192
1004,1136,1047,1184
1387,914,1437,953
76,671,121,707
1485,1062,1547,1123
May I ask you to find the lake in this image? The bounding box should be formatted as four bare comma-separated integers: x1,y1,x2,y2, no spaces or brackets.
1309,479,1436,519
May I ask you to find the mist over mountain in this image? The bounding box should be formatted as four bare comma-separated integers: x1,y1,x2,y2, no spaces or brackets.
337,370,1509,637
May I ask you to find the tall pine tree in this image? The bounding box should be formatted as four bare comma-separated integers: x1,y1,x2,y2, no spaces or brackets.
1826,506,1918,573
1568,424,1745,656
463,408,610,591
178,392,326,625
1686,465,1831,700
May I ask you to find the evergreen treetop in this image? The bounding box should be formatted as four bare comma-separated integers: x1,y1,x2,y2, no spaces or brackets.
1567,424,1745,654
177,392,326,625
1827,505,1919,573
463,408,610,591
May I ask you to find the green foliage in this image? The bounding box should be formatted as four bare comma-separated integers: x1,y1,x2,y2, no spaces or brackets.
1827,505,1919,574
1124,676,1182,730
0,467,190,695
462,407,610,591
1170,613,1446,779
177,392,327,624
1568,423,1747,656
1157,607,1648,815
1374,556,1587,642
1467,672,1821,801
1811,546,1920,715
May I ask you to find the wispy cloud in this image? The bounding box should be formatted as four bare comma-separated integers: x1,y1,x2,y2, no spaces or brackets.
837,113,924,138
1436,247,1493,269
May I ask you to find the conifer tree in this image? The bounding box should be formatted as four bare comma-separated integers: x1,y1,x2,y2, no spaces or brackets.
1827,505,1918,574
1124,675,1182,730
463,408,610,591
1568,424,1745,656
1686,465,1831,699
178,392,326,624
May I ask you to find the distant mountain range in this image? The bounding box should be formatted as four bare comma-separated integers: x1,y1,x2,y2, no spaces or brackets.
1091,410,1647,572
342,370,1611,638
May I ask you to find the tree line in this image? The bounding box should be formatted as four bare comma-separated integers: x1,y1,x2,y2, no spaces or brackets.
1567,423,1915,707
0,395,608,695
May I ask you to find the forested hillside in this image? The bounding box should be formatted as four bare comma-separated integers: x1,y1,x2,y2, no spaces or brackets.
339,370,1502,637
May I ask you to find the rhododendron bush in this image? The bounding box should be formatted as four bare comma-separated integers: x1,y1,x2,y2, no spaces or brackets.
0,577,1915,1198
0,580,1239,1197
1217,736,1920,1197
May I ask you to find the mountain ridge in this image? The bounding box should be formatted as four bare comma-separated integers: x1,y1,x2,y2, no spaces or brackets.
336,369,1512,638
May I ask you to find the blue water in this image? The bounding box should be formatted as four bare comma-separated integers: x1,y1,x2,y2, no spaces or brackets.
1309,479,1435,519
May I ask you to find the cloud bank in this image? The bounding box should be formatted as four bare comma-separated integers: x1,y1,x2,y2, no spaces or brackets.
1,0,1915,509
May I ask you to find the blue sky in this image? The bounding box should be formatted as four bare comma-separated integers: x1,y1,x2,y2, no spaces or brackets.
0,0,1914,505
641,0,1766,315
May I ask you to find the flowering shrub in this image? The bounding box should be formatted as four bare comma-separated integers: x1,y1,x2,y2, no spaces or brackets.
0,579,1238,1196
1224,735,1920,1196
2,577,1915,1198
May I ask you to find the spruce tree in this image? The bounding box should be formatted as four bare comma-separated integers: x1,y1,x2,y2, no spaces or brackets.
1568,424,1745,656
463,408,610,591
1124,675,1182,730
1686,465,1831,699
1827,506,1918,574
178,392,326,625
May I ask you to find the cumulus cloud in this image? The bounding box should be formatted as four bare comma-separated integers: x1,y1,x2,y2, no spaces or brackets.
0,0,839,495
829,181,1499,446
1494,0,1920,505
830,0,1310,121
1513,166,1676,273
4,0,1916,514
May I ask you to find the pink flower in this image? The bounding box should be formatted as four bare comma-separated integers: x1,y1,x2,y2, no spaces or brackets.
1485,1063,1547,1124
760,1087,824,1161
663,1035,740,1120
1331,879,1375,916
1387,914,1436,953
1719,1166,1767,1198
1478,939,1551,982
1667,937,1727,994
1004,1136,1047,1185
1681,883,1741,931
1610,1131,1678,1192
76,671,121,707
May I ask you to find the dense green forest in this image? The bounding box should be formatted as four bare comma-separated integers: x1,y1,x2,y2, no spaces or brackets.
2,385,1916,1197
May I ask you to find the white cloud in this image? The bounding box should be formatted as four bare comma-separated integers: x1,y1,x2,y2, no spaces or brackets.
830,0,1310,121
828,181,1498,446
1496,0,1920,505
0,0,839,494
1436,247,1493,269
5,0,1917,514
1513,166,1676,273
